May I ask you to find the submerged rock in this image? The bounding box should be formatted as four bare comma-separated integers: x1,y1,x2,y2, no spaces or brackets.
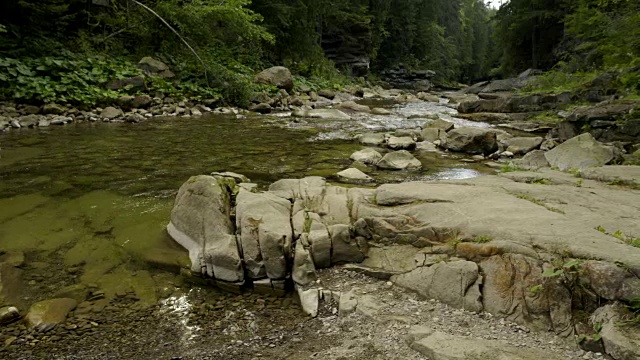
25,298,77,332
292,108,351,120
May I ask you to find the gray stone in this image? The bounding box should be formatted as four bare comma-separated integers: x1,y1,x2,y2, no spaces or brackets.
359,132,386,146
132,95,152,109
421,128,445,143
235,190,292,280
513,150,550,170
371,107,391,115
42,104,65,115
318,89,336,99
387,136,416,150
297,287,319,317
582,260,640,301
337,168,373,184
249,103,272,114
392,261,482,312
544,133,621,170
100,107,123,120
292,238,316,286
503,136,543,155
350,148,383,165
423,119,454,132
255,66,293,90
25,298,77,332
330,224,364,264
377,151,422,170
415,141,438,152
0,306,20,325
443,127,499,155
592,304,640,360
338,101,370,113
138,57,174,78
292,108,351,120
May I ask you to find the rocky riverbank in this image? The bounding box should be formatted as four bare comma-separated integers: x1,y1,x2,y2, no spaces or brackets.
2,65,640,359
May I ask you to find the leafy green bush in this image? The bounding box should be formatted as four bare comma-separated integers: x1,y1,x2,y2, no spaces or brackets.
0,55,141,104
0,53,223,106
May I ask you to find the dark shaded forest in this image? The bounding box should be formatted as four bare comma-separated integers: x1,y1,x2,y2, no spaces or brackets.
0,0,638,105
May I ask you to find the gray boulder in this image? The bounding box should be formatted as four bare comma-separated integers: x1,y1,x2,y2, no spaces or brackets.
166,175,244,282
42,104,65,115
350,148,383,165
249,103,272,114
513,150,550,170
503,136,543,155
387,136,416,150
100,107,123,120
292,238,316,286
544,133,621,170
138,57,174,78
592,304,640,360
392,261,482,312
443,127,498,155
377,151,422,170
255,66,293,91
421,128,445,143
423,118,454,132
235,190,292,280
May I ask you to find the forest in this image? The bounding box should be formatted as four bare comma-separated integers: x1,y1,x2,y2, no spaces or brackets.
0,0,638,106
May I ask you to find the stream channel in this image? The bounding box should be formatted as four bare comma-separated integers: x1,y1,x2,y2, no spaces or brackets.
0,98,495,358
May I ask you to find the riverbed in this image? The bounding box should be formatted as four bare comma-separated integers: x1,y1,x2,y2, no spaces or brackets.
0,100,496,358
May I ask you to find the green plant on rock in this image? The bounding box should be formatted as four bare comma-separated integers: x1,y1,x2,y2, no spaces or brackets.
473,235,494,244
499,163,528,173
542,259,584,279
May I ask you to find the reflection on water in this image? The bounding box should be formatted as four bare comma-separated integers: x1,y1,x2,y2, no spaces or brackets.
0,104,493,306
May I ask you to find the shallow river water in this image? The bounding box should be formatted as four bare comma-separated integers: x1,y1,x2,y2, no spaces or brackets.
0,101,493,310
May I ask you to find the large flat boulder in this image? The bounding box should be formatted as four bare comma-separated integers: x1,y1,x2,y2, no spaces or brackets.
411,331,565,360
545,133,621,170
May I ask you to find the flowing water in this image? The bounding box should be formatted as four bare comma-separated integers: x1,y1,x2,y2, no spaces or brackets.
0,101,493,310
